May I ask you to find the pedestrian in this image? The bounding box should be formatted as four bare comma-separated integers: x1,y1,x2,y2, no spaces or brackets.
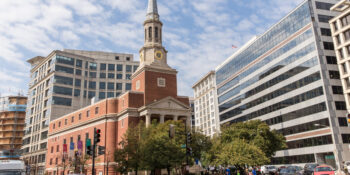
252,168,257,175
226,167,231,175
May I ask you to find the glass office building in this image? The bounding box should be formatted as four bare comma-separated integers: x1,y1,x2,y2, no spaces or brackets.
22,49,139,175
216,0,348,168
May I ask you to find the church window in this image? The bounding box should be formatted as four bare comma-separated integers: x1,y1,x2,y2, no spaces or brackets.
157,78,166,87
155,27,159,38
149,27,152,40
145,29,147,41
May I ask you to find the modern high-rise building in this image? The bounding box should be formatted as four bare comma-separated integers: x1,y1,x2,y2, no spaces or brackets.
329,0,350,118
215,0,348,168
192,71,220,137
0,96,27,160
22,50,139,175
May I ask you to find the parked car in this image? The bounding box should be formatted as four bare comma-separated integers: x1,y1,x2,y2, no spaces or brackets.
277,166,287,175
313,165,335,175
261,166,277,175
286,166,303,175
304,163,319,175
278,168,289,175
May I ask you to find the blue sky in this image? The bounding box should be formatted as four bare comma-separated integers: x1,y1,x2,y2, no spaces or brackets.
0,0,304,97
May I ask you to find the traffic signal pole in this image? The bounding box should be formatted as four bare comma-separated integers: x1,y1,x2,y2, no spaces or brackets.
92,128,96,175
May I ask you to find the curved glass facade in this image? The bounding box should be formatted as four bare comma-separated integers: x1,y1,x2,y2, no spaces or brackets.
216,2,311,84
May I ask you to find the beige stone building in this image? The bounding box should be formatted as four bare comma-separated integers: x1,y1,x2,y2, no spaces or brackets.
0,96,27,160
330,0,350,118
192,71,220,137
22,50,139,175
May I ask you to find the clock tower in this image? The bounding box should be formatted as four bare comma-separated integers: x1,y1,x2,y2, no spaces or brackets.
132,0,179,105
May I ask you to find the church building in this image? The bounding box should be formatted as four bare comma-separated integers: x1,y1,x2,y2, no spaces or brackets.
45,0,191,174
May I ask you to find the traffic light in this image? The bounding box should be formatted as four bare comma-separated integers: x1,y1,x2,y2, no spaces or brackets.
94,128,101,144
186,147,192,156
187,133,192,144
86,139,92,156
98,146,106,155
169,124,175,139
347,113,350,124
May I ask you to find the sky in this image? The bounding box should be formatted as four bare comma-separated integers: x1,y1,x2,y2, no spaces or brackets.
0,0,305,97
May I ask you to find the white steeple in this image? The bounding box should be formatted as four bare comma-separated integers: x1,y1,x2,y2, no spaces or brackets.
146,0,159,20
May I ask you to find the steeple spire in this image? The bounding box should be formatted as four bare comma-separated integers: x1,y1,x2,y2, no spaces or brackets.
146,0,159,20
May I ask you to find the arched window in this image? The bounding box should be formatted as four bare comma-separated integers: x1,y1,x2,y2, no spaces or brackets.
155,27,159,38
149,27,152,40
160,30,162,42
145,29,147,41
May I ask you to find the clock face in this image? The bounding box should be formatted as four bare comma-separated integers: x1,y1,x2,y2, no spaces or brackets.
155,50,163,60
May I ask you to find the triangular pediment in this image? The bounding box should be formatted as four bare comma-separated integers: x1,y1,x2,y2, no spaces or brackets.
146,96,190,110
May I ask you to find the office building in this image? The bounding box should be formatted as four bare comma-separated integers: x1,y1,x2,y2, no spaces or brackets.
215,0,348,168
192,71,220,137
330,0,350,118
0,96,27,160
45,0,191,175
22,50,139,175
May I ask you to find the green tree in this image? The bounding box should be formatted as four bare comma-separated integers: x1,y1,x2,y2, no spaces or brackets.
204,120,286,168
115,122,145,175
140,120,187,174
220,120,286,158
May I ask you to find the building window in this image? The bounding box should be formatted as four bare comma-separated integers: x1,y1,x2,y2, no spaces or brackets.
87,110,90,117
126,83,131,90
99,92,106,99
318,14,333,23
117,74,123,79
117,64,123,71
108,83,114,90
323,42,334,50
65,119,67,125
108,64,115,71
149,27,152,39
56,145,59,152
115,56,119,60
108,73,115,79
100,63,106,70
326,56,337,64
341,14,350,27
95,107,99,114
332,86,344,95
126,57,130,61
52,96,72,106
107,92,114,98
53,124,55,129
336,35,341,45
116,83,123,90
71,116,74,123
339,117,348,127
100,73,106,78
126,74,131,80
89,81,96,89
335,101,347,110
126,65,132,72
58,121,61,127
320,28,331,36
345,30,350,41
100,82,106,89
157,78,166,87
79,113,82,120
315,1,334,10
51,146,53,153
74,89,80,97
342,134,350,143
343,63,348,74
329,71,340,79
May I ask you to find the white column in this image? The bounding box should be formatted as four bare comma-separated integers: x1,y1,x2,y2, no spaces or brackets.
146,114,151,127
160,115,165,123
